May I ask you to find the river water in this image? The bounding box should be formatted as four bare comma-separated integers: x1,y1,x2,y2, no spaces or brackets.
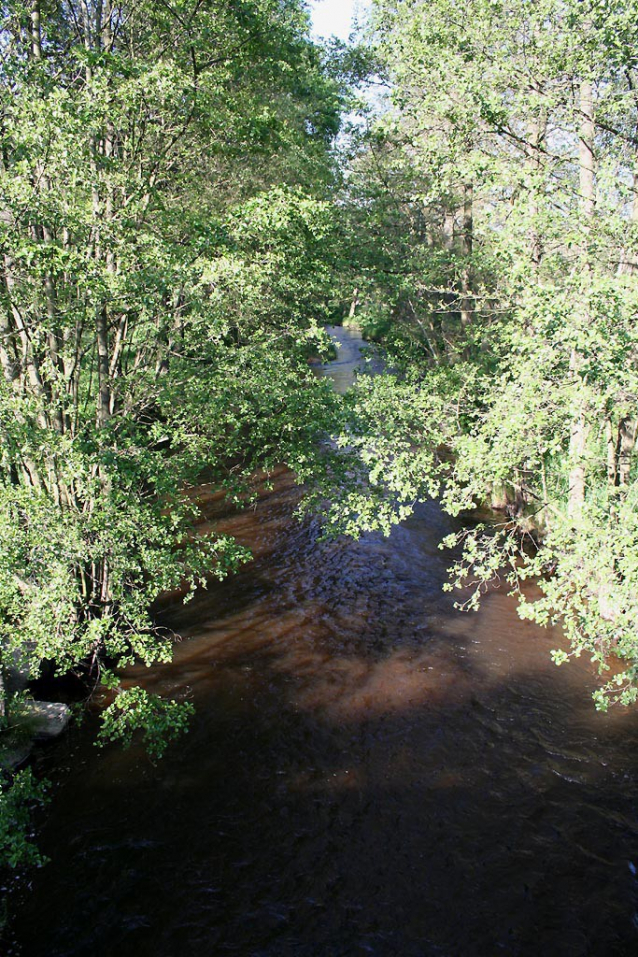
5,327,638,956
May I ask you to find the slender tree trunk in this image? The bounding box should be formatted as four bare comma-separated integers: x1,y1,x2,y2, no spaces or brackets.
30,1,42,60
459,183,473,339
579,80,595,222
567,79,594,521
528,101,547,269
607,135,638,488
606,416,618,485
347,288,359,322
96,307,111,430
443,208,455,249
618,418,637,486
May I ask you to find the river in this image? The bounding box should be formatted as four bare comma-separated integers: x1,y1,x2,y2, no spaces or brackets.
5,326,638,956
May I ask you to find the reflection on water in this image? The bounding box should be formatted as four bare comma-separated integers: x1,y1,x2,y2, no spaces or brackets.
5,330,638,956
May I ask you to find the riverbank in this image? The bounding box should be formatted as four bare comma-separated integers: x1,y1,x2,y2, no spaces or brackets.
1,652,71,772
4,327,638,957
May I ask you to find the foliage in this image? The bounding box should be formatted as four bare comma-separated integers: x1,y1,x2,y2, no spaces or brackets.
0,0,351,771
0,768,48,869
332,0,638,707
96,686,195,760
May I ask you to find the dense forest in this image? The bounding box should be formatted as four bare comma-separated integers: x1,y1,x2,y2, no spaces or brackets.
344,0,638,710
2,0,638,879
0,0,358,863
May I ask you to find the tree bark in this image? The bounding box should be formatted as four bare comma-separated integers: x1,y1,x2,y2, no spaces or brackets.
30,1,42,60
347,288,359,322
459,183,473,338
528,101,547,268
567,79,594,521
96,307,111,430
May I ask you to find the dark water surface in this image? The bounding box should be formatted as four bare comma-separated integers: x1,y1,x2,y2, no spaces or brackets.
6,327,638,956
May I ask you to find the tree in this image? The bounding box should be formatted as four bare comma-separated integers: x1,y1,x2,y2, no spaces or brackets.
0,0,349,749
334,0,638,708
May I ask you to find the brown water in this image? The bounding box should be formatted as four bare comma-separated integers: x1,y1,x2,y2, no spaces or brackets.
5,327,638,956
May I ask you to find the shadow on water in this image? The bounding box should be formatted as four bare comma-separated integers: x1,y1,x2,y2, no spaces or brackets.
5,329,638,956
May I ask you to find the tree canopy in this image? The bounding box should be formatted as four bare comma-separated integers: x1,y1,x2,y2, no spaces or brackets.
334,0,638,709
0,0,353,761
4,0,638,868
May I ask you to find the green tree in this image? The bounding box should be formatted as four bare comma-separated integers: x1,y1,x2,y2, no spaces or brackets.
0,0,349,749
334,0,638,708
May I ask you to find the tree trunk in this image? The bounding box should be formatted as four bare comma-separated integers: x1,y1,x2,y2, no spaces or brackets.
618,418,637,486
96,307,111,430
347,288,359,322
30,1,42,60
579,80,595,223
567,384,589,520
528,100,547,268
567,79,594,521
459,184,473,338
